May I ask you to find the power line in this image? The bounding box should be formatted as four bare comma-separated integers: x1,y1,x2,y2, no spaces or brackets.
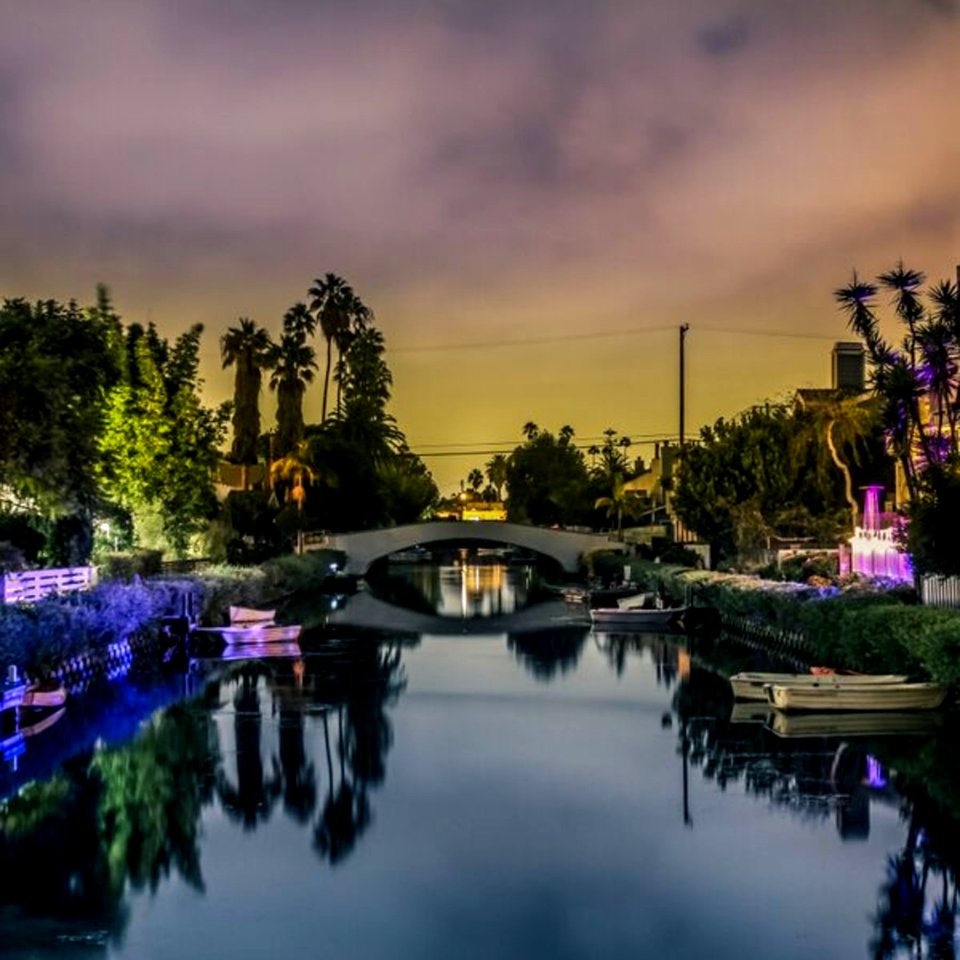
411,431,678,448
390,325,676,353
413,437,679,458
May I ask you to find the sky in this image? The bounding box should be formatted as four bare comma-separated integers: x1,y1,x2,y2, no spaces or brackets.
2,0,959,494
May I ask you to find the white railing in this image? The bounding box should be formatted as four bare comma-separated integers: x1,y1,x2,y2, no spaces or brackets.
0,565,97,604
920,574,960,609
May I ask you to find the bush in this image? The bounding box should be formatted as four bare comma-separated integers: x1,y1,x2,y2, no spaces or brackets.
99,550,164,581
622,558,960,684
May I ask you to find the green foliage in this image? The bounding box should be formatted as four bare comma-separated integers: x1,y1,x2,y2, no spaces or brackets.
98,324,229,557
0,296,122,556
672,403,849,563
100,549,164,581
904,459,960,575
622,559,960,685
505,424,591,526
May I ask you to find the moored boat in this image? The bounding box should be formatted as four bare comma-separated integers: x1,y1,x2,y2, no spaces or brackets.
20,682,67,709
194,623,302,645
229,606,276,626
729,671,908,702
765,680,948,713
589,606,685,630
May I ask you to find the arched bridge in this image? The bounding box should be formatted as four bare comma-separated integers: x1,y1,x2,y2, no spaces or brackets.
305,521,626,576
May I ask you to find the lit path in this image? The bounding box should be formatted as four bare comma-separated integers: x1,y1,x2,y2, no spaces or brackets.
327,591,589,636
305,520,626,576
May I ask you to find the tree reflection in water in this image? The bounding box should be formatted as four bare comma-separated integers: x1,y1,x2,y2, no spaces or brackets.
617,631,960,960
0,636,408,948
507,627,589,680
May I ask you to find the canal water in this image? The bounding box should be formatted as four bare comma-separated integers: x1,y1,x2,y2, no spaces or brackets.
1,561,957,959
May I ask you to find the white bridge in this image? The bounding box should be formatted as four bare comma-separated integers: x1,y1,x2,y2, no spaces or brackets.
305,521,626,576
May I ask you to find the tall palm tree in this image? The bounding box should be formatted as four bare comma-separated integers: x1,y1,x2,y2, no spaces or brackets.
220,318,274,470
485,453,508,500
308,274,371,421
268,333,317,457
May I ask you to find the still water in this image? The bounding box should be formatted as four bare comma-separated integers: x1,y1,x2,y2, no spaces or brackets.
1,562,957,959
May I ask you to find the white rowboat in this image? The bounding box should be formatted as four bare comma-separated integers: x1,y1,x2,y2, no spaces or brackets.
765,681,947,713
229,606,276,625
730,671,908,702
589,606,685,630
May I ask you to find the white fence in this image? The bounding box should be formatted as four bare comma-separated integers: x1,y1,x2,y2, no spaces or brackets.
0,566,97,604
920,574,960,609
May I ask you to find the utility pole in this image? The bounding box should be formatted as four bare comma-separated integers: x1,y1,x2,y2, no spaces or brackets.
679,323,690,448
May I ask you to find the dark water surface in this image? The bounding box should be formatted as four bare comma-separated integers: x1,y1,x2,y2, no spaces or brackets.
1,566,957,959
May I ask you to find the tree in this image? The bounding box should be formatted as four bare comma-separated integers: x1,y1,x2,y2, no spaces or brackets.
835,263,960,573
505,425,591,526
467,468,484,493
99,324,229,556
672,404,845,563
220,317,274,467
269,332,317,458
308,274,372,421
796,392,882,534
0,296,122,524
485,454,508,500
594,472,640,538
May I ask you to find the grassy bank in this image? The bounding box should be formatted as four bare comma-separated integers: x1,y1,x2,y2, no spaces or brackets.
0,550,342,678
595,555,960,685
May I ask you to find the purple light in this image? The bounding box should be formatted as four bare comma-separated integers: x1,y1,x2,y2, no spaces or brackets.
866,755,887,789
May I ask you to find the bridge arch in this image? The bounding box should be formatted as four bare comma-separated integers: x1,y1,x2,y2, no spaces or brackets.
306,521,625,576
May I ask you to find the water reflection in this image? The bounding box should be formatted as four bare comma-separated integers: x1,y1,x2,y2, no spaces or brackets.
1,612,959,958
373,558,537,618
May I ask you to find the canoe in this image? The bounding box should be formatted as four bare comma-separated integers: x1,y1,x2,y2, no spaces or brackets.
767,710,945,739
20,682,67,709
589,606,685,630
729,671,908,702
229,606,276,625
765,681,948,713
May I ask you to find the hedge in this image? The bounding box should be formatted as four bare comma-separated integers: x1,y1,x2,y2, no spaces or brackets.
604,556,960,684
0,550,343,678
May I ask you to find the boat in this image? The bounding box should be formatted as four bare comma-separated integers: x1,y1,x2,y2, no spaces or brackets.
765,680,948,712
20,682,67,709
194,623,302,644
729,671,908,702
767,710,945,738
229,606,276,626
616,593,649,610
589,605,685,630
219,641,303,662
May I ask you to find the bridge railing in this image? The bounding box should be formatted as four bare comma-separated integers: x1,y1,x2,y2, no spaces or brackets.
0,565,98,605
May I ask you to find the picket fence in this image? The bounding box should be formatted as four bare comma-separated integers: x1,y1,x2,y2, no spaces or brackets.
0,566,97,604
920,574,960,610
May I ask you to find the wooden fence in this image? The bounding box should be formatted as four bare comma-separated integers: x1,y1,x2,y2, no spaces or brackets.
920,574,960,610
0,566,97,604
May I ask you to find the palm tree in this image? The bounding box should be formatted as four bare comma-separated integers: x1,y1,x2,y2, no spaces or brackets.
268,333,317,457
522,421,539,441
485,454,508,500
467,468,484,493
270,445,317,513
796,392,881,533
308,274,372,421
220,318,274,471
595,473,637,538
